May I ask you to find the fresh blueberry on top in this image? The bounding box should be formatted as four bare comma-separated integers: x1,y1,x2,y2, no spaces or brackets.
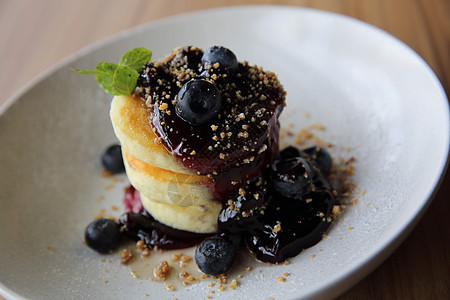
302,146,332,175
201,46,238,74
102,144,125,174
176,78,222,125
271,156,313,198
195,236,235,275
85,218,122,253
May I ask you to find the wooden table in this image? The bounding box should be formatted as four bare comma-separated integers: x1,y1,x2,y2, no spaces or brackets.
0,1,448,299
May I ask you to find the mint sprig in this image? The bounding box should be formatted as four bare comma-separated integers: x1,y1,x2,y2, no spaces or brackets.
73,47,152,96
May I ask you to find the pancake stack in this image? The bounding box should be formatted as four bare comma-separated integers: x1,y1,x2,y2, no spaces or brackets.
110,95,221,233
110,46,286,235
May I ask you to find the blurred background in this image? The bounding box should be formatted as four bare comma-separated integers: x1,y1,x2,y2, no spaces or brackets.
0,0,448,299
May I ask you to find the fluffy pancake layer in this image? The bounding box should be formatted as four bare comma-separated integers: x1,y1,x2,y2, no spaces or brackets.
111,95,220,233
140,194,221,234
122,149,213,207
110,95,192,174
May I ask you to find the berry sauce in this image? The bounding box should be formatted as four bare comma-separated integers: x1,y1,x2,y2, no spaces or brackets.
120,186,212,250
217,147,337,263
119,146,338,263
119,209,212,250
123,185,143,214
117,46,337,264
134,46,286,202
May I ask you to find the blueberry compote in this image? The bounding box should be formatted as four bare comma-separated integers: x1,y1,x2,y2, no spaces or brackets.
134,46,286,201
119,210,211,250
218,145,337,263
118,145,338,264
119,185,212,250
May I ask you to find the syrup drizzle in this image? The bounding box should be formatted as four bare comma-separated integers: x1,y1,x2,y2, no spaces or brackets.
135,46,286,202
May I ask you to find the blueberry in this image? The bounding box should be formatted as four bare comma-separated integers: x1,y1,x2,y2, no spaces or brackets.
279,146,301,160
219,232,244,251
201,46,238,74
246,190,337,263
218,176,267,235
176,79,222,125
271,156,312,198
85,218,122,253
195,237,235,275
102,144,125,174
302,146,332,174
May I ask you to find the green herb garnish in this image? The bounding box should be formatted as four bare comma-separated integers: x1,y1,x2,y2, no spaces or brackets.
73,47,152,95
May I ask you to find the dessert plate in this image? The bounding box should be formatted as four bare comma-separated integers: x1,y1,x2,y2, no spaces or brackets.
0,5,448,300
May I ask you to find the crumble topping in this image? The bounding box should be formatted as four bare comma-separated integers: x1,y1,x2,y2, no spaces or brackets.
136,46,286,185
154,261,171,280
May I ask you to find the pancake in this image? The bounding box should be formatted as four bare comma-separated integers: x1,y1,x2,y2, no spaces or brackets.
112,94,220,232
110,95,193,174
140,194,221,234
122,149,214,207
111,46,286,234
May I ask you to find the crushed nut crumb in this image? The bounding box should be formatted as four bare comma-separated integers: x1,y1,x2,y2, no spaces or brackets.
120,249,133,265
154,261,170,280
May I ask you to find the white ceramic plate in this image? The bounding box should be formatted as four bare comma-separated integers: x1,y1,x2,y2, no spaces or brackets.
0,6,448,300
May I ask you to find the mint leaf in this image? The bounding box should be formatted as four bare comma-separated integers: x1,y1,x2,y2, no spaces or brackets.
112,65,140,95
72,47,151,95
94,62,120,95
72,62,119,95
72,69,97,75
119,47,152,72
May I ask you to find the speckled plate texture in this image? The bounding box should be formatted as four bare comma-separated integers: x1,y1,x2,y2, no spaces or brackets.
0,5,448,300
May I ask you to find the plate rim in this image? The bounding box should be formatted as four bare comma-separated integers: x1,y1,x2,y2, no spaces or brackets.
1,5,449,300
